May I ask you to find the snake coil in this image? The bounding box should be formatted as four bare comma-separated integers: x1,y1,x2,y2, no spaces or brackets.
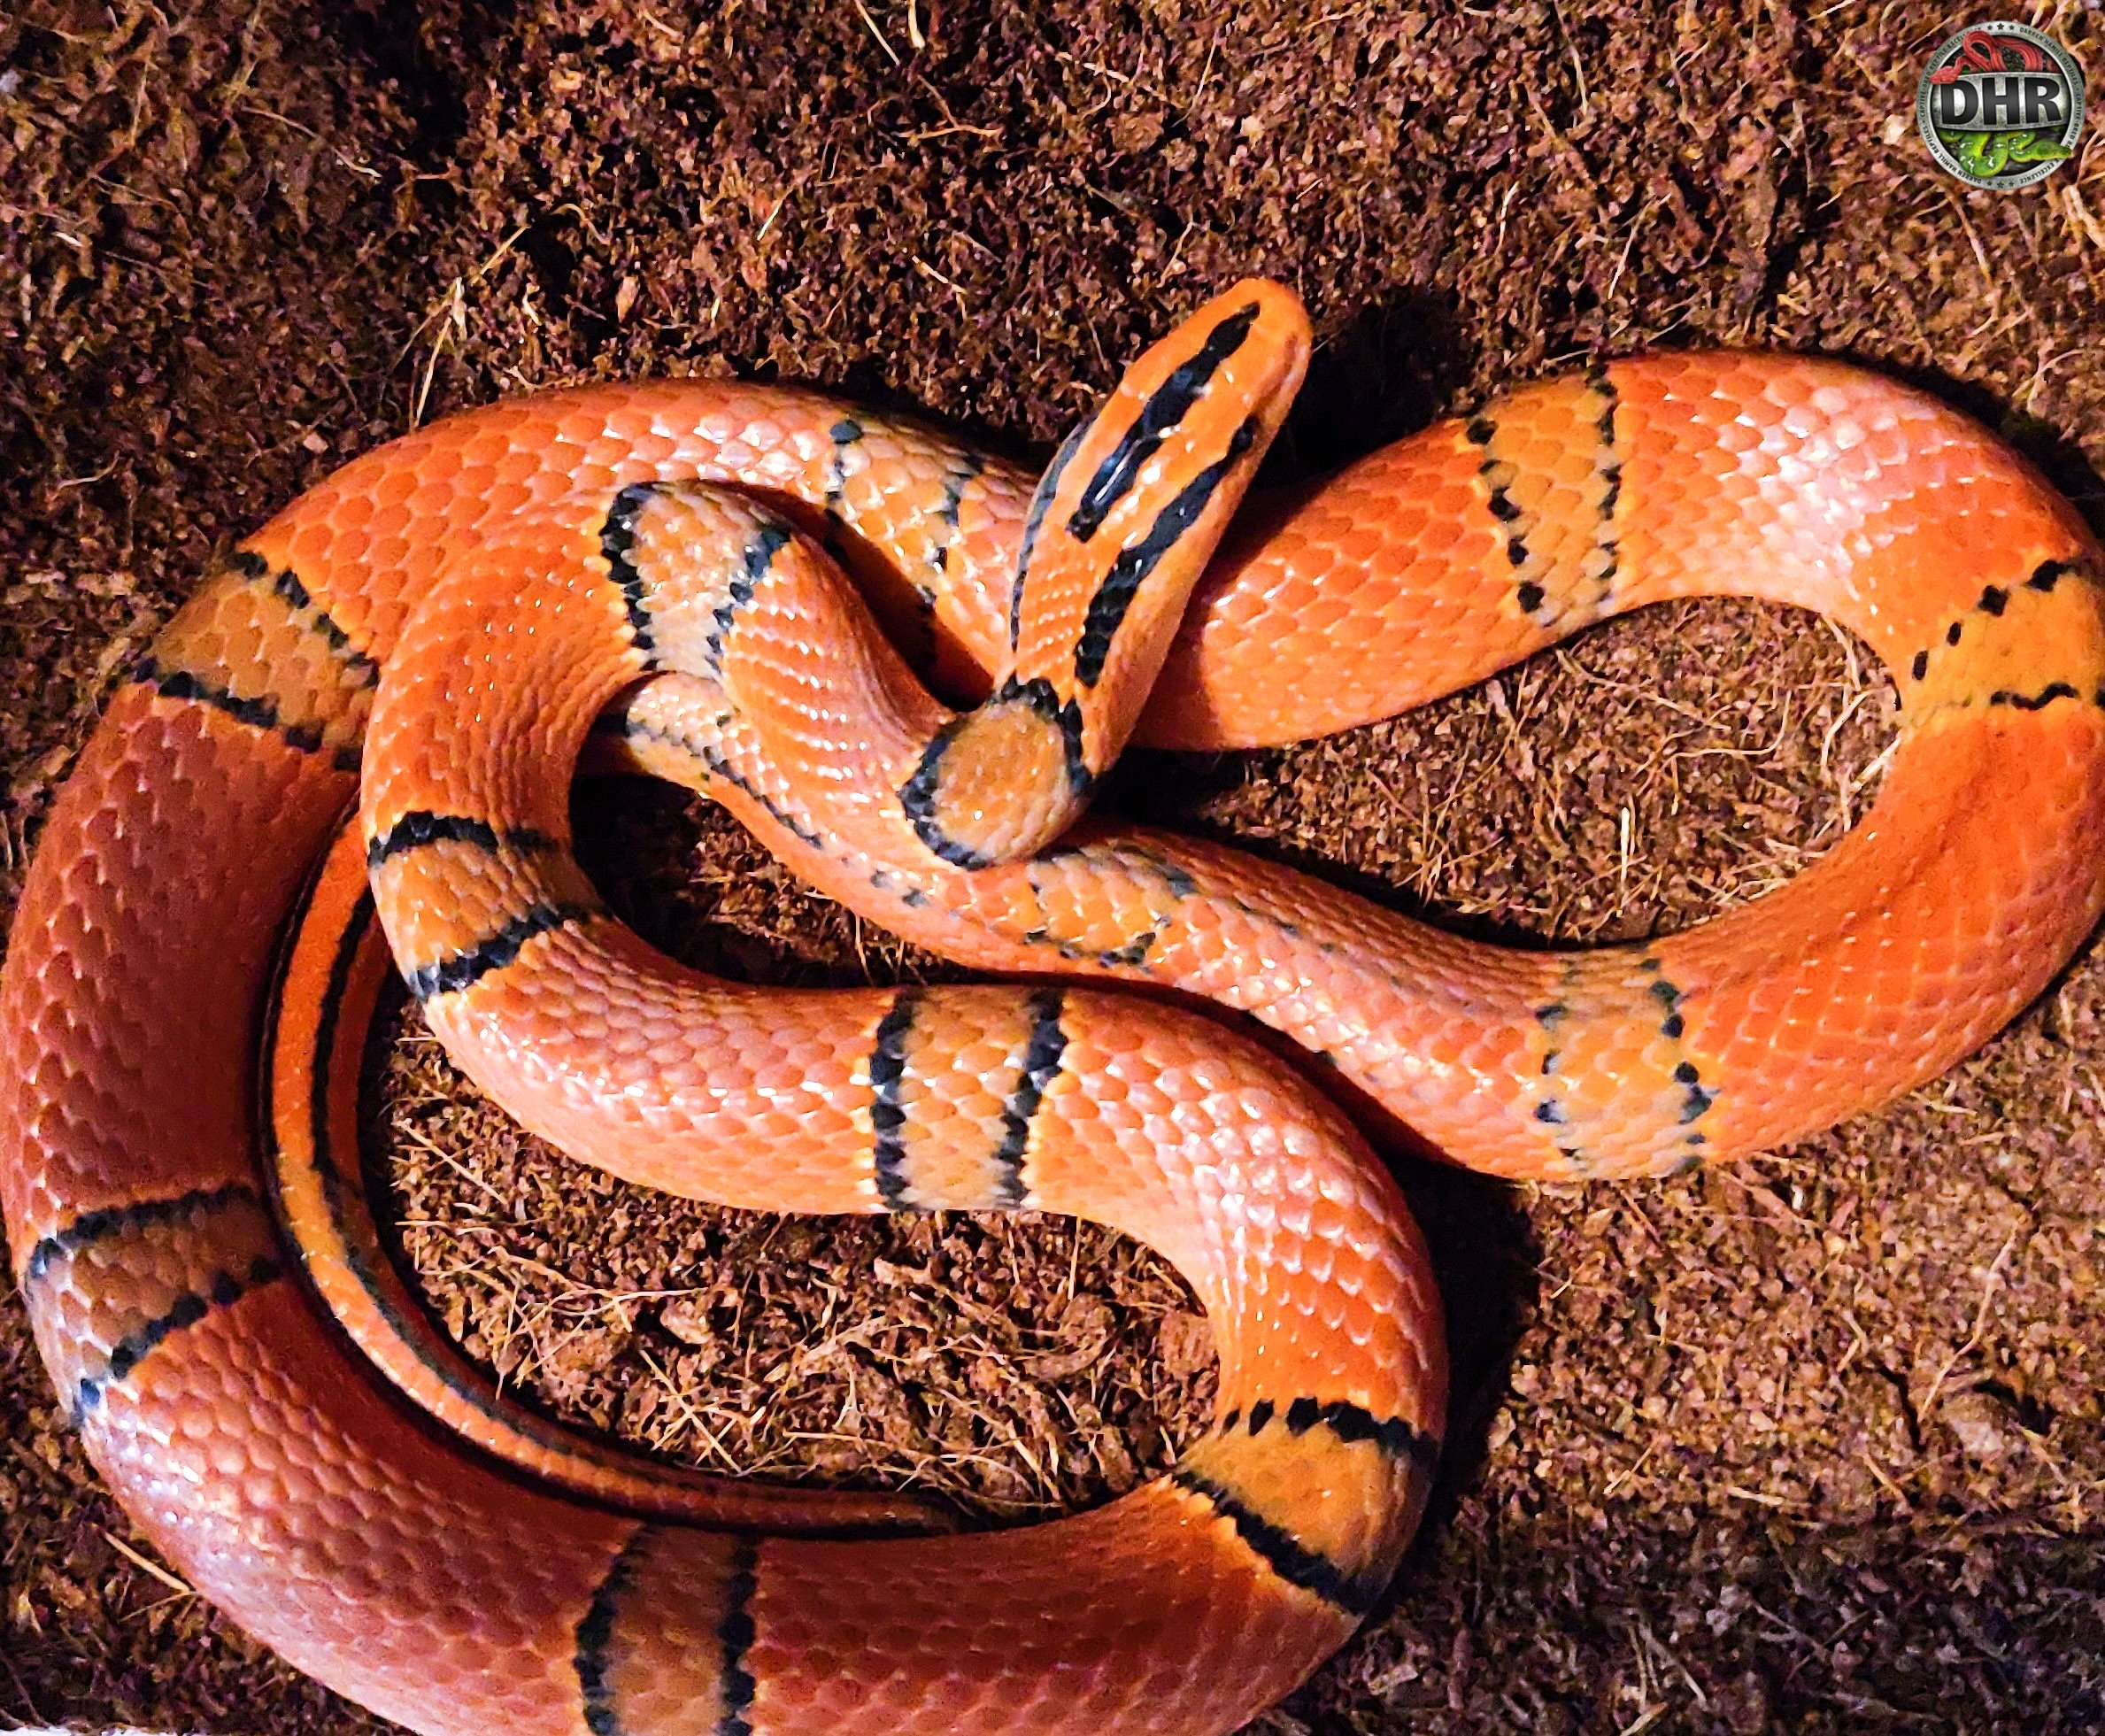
4,281,2103,1735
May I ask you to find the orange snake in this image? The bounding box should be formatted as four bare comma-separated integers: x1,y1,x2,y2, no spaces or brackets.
4,278,2104,1736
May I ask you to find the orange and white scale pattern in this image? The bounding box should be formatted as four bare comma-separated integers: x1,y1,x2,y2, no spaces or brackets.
3,281,2101,1736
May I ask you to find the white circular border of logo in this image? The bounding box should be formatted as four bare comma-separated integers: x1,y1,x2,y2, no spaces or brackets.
1916,20,2086,190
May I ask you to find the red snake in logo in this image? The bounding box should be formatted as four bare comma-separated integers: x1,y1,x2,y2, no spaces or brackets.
1928,27,2050,82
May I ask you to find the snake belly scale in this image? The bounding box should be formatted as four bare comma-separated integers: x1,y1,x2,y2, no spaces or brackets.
4,276,2103,1736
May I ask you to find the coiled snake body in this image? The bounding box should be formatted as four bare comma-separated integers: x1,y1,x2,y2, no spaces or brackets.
4,281,2103,1735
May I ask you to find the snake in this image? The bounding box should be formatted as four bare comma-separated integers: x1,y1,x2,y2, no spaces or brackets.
4,276,2103,1736
1948,129,2070,178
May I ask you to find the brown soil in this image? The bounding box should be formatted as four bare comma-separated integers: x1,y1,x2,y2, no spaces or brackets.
4,3,2104,1732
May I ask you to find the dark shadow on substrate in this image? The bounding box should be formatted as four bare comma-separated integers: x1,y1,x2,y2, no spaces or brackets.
1275,285,1478,484
1276,1505,2105,1732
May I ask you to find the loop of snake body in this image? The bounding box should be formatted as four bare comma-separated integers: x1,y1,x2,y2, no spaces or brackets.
4,276,2103,1736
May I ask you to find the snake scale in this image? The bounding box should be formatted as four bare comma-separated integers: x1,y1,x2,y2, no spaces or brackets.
4,278,2103,1735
